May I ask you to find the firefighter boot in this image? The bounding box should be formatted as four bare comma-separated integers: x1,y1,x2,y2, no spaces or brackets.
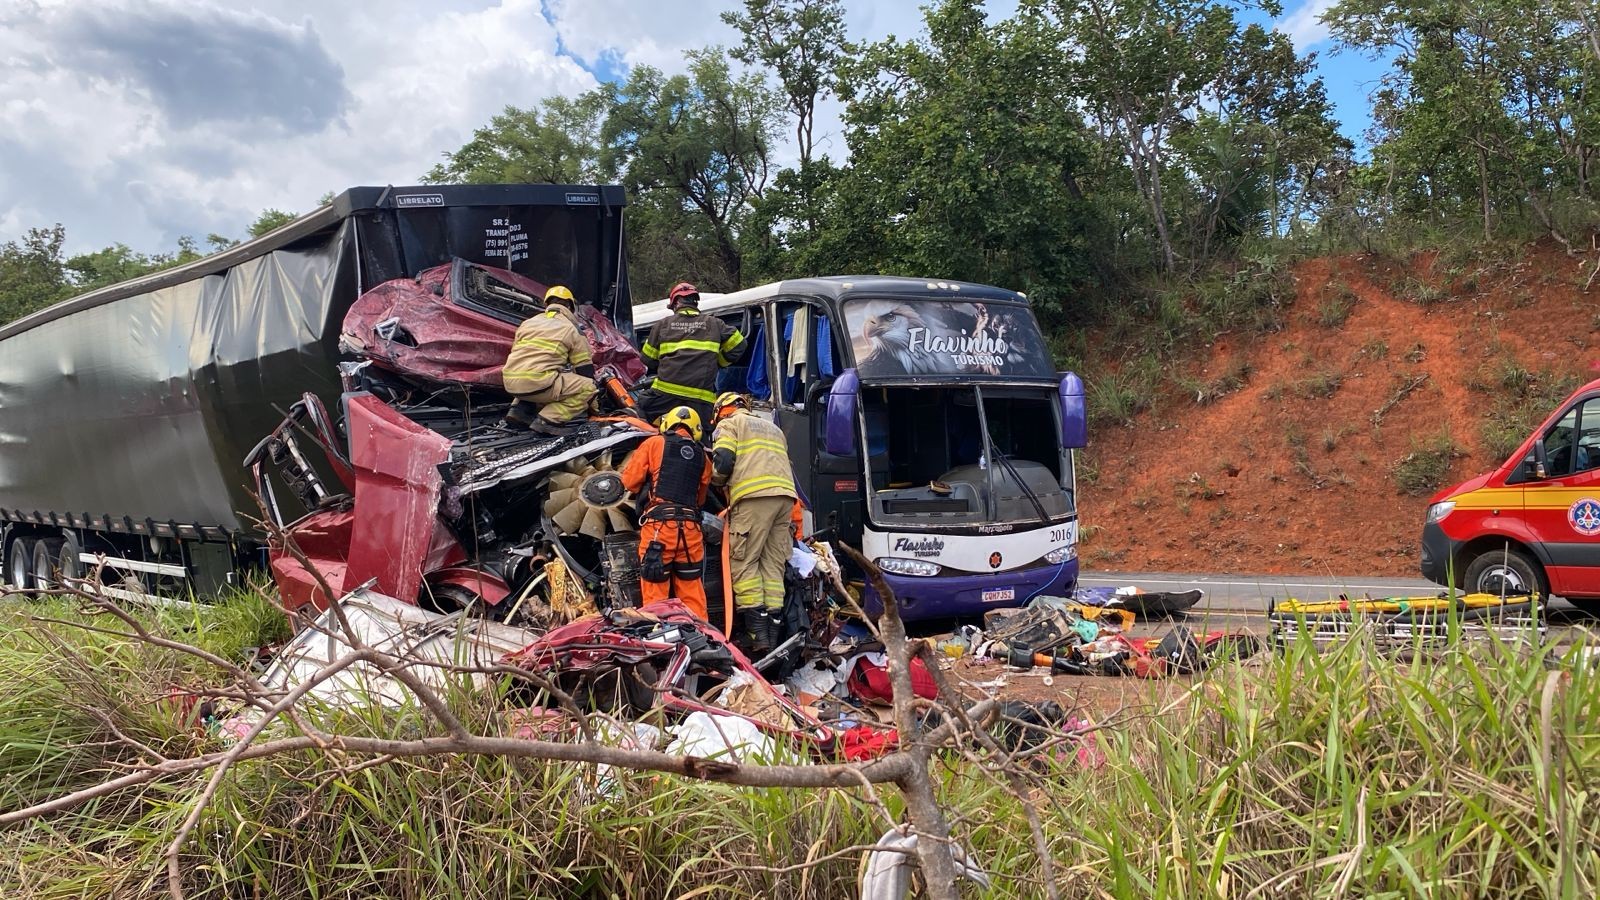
503,399,538,429
737,609,772,656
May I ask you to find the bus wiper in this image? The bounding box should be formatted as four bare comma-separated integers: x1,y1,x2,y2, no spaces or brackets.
983,428,1050,526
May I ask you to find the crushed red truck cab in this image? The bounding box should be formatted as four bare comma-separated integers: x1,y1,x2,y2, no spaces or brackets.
1422,376,1600,608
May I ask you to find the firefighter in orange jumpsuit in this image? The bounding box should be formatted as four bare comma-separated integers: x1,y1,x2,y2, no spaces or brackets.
619,405,712,618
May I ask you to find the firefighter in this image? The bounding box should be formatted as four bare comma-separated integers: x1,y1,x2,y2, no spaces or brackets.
710,392,805,654
501,285,597,436
619,405,712,618
638,282,745,431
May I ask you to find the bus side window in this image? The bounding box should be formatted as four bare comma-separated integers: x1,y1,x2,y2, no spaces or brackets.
777,303,838,408
715,309,750,394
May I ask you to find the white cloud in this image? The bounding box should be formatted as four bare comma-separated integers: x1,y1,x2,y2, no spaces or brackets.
1276,0,1336,49
0,0,967,255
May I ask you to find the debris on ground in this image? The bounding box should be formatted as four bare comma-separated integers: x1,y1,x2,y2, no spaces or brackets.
218,589,539,741
861,827,991,900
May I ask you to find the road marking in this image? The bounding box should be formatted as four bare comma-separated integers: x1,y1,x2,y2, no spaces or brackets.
1079,576,1434,592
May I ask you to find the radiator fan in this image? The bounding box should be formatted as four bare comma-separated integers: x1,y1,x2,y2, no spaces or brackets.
542,450,636,539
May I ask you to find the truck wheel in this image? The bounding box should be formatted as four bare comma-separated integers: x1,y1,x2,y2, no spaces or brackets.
55,534,83,587
1462,547,1546,600
33,538,65,592
5,538,34,593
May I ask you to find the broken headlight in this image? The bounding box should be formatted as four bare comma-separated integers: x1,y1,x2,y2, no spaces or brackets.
876,557,940,577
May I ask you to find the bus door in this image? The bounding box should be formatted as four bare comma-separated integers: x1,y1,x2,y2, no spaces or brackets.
767,298,858,541
1525,394,1600,595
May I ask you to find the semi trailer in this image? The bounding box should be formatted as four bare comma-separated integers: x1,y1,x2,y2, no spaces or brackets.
0,184,630,599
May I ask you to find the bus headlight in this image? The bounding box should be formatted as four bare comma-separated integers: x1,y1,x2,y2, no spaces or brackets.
876,557,940,577
1044,545,1076,565
1425,500,1455,524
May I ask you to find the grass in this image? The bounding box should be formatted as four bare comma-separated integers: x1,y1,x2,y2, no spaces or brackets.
1088,355,1162,427
1317,282,1356,326
3,595,1599,898
1392,429,1461,495
1475,361,1583,464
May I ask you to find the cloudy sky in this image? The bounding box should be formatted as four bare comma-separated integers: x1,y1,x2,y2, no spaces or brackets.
0,0,1373,255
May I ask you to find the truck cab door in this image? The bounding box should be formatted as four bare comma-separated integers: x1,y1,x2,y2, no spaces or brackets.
1523,395,1600,597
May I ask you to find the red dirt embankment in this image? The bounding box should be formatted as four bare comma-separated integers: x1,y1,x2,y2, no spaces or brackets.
1079,244,1600,577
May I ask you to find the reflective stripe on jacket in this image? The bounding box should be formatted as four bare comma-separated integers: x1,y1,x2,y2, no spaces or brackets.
711,412,798,504
503,305,591,395
642,309,745,402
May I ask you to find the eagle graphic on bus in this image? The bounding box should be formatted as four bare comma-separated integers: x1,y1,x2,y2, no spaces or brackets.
848,297,1051,380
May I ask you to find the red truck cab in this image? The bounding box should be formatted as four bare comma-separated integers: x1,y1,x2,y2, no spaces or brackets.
1422,377,1600,610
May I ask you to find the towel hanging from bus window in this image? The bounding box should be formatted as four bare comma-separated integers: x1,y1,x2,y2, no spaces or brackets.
744,323,771,400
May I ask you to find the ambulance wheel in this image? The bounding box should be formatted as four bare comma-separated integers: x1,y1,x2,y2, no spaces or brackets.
1462,548,1546,600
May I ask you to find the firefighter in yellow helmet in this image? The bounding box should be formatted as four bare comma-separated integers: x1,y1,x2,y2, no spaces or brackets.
501,285,597,436
619,405,713,618
710,391,805,654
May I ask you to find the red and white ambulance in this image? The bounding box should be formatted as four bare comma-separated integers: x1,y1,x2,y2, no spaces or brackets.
1421,377,1600,610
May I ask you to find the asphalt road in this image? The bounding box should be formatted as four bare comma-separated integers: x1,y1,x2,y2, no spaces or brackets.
1078,570,1600,632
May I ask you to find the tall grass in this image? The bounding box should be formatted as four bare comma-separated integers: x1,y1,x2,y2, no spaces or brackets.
1,597,1596,898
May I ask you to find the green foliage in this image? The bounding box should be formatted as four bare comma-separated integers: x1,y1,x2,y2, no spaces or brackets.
1318,282,1356,326
1479,362,1583,463
1325,0,1600,247
5,598,1598,897
1088,355,1162,426
603,53,783,293
423,94,607,186
788,1,1103,322
0,226,72,323
1392,429,1461,495
247,209,298,238
1295,370,1343,400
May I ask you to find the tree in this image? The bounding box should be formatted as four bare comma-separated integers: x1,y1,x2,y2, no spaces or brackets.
423,94,607,185
809,0,1105,323
601,52,783,291
248,209,298,238
723,0,850,249
1052,0,1345,273
1327,0,1600,246
0,226,71,325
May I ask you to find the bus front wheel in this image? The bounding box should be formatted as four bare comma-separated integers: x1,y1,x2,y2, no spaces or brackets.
1462,547,1546,601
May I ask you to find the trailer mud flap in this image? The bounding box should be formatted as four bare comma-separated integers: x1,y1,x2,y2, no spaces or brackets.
343,394,454,603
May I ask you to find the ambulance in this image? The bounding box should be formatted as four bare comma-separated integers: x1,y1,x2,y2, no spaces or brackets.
1421,377,1600,610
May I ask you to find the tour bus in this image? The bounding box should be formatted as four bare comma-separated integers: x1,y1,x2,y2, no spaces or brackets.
1422,375,1600,611
634,277,1087,620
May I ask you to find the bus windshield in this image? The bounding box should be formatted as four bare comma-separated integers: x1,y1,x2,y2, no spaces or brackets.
859,383,1074,528
841,297,1056,381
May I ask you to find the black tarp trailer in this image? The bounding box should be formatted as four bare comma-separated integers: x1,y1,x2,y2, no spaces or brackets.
0,184,629,597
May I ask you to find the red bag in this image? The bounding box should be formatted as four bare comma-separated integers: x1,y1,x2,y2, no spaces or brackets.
846,655,939,703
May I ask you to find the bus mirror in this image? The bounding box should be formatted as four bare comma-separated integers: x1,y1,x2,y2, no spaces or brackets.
1059,372,1087,449
825,368,860,456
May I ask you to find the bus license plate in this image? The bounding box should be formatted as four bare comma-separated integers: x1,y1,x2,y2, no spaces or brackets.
981,587,1015,604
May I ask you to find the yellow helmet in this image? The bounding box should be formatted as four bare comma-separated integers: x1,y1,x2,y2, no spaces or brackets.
543,285,576,307
713,391,748,422
657,405,703,441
